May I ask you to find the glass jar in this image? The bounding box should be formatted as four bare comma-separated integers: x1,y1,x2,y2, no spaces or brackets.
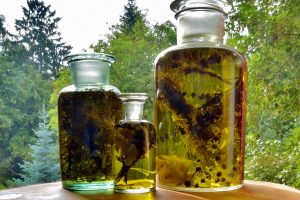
58,53,123,190
154,0,247,192
113,93,156,193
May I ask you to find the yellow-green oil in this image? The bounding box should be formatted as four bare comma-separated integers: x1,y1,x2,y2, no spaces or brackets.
113,121,156,193
58,90,122,190
154,47,246,190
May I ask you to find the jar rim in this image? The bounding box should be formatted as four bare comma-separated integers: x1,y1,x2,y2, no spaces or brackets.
119,93,148,102
170,0,226,13
64,53,115,64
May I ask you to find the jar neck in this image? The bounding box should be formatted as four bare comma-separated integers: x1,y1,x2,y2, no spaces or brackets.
176,9,225,45
70,60,110,87
123,101,145,121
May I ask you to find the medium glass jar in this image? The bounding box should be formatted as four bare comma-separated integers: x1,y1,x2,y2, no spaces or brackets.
58,53,123,190
154,0,247,192
113,93,156,193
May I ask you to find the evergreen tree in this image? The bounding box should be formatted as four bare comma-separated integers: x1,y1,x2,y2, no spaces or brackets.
118,0,146,34
0,57,50,187
0,15,7,38
0,1,71,188
15,0,71,79
0,15,27,66
1,20,50,187
13,105,60,185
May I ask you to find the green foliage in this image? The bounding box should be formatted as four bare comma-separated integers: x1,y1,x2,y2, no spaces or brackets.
118,0,146,34
15,0,71,79
227,0,300,188
246,132,300,188
12,105,60,186
152,21,177,49
0,56,49,187
105,19,157,119
0,15,7,38
91,0,176,120
49,68,71,131
52,5,176,123
0,1,69,188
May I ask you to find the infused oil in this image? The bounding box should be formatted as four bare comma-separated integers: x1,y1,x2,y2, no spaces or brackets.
154,0,247,192
155,47,246,191
58,53,122,190
113,93,156,193
59,90,122,189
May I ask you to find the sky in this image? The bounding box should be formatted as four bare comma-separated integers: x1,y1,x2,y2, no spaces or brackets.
0,0,175,52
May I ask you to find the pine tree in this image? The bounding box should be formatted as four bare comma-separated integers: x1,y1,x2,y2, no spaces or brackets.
0,13,52,188
0,15,7,38
13,105,60,185
116,0,147,34
15,0,71,79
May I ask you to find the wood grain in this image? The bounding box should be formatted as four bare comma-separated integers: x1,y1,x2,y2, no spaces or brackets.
0,180,299,200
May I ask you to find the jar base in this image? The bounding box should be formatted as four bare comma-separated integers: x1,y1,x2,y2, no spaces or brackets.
157,183,243,192
114,179,155,193
62,181,114,191
114,187,155,194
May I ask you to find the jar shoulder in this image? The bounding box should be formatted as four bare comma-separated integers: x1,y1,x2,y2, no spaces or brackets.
154,43,246,65
59,85,76,93
116,120,155,129
59,84,121,95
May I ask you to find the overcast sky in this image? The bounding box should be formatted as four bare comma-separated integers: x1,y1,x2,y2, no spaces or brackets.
0,0,175,52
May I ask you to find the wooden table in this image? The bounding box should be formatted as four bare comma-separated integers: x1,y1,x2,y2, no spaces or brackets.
0,180,299,200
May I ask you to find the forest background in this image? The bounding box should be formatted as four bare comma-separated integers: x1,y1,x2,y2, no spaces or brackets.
0,0,299,189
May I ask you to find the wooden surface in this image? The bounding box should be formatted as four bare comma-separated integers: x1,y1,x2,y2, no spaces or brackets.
0,180,299,200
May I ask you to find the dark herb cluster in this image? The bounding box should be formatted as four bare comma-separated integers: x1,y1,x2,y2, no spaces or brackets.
58,90,122,183
114,121,156,188
155,47,246,188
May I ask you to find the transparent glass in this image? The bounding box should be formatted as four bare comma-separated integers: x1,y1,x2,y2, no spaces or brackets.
58,53,123,190
113,93,156,193
154,0,246,192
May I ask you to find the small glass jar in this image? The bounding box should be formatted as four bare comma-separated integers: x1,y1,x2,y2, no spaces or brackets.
154,0,246,192
113,93,156,193
58,53,123,190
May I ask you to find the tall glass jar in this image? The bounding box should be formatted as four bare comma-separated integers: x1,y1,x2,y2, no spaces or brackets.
113,93,156,193
58,53,123,190
154,0,246,192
